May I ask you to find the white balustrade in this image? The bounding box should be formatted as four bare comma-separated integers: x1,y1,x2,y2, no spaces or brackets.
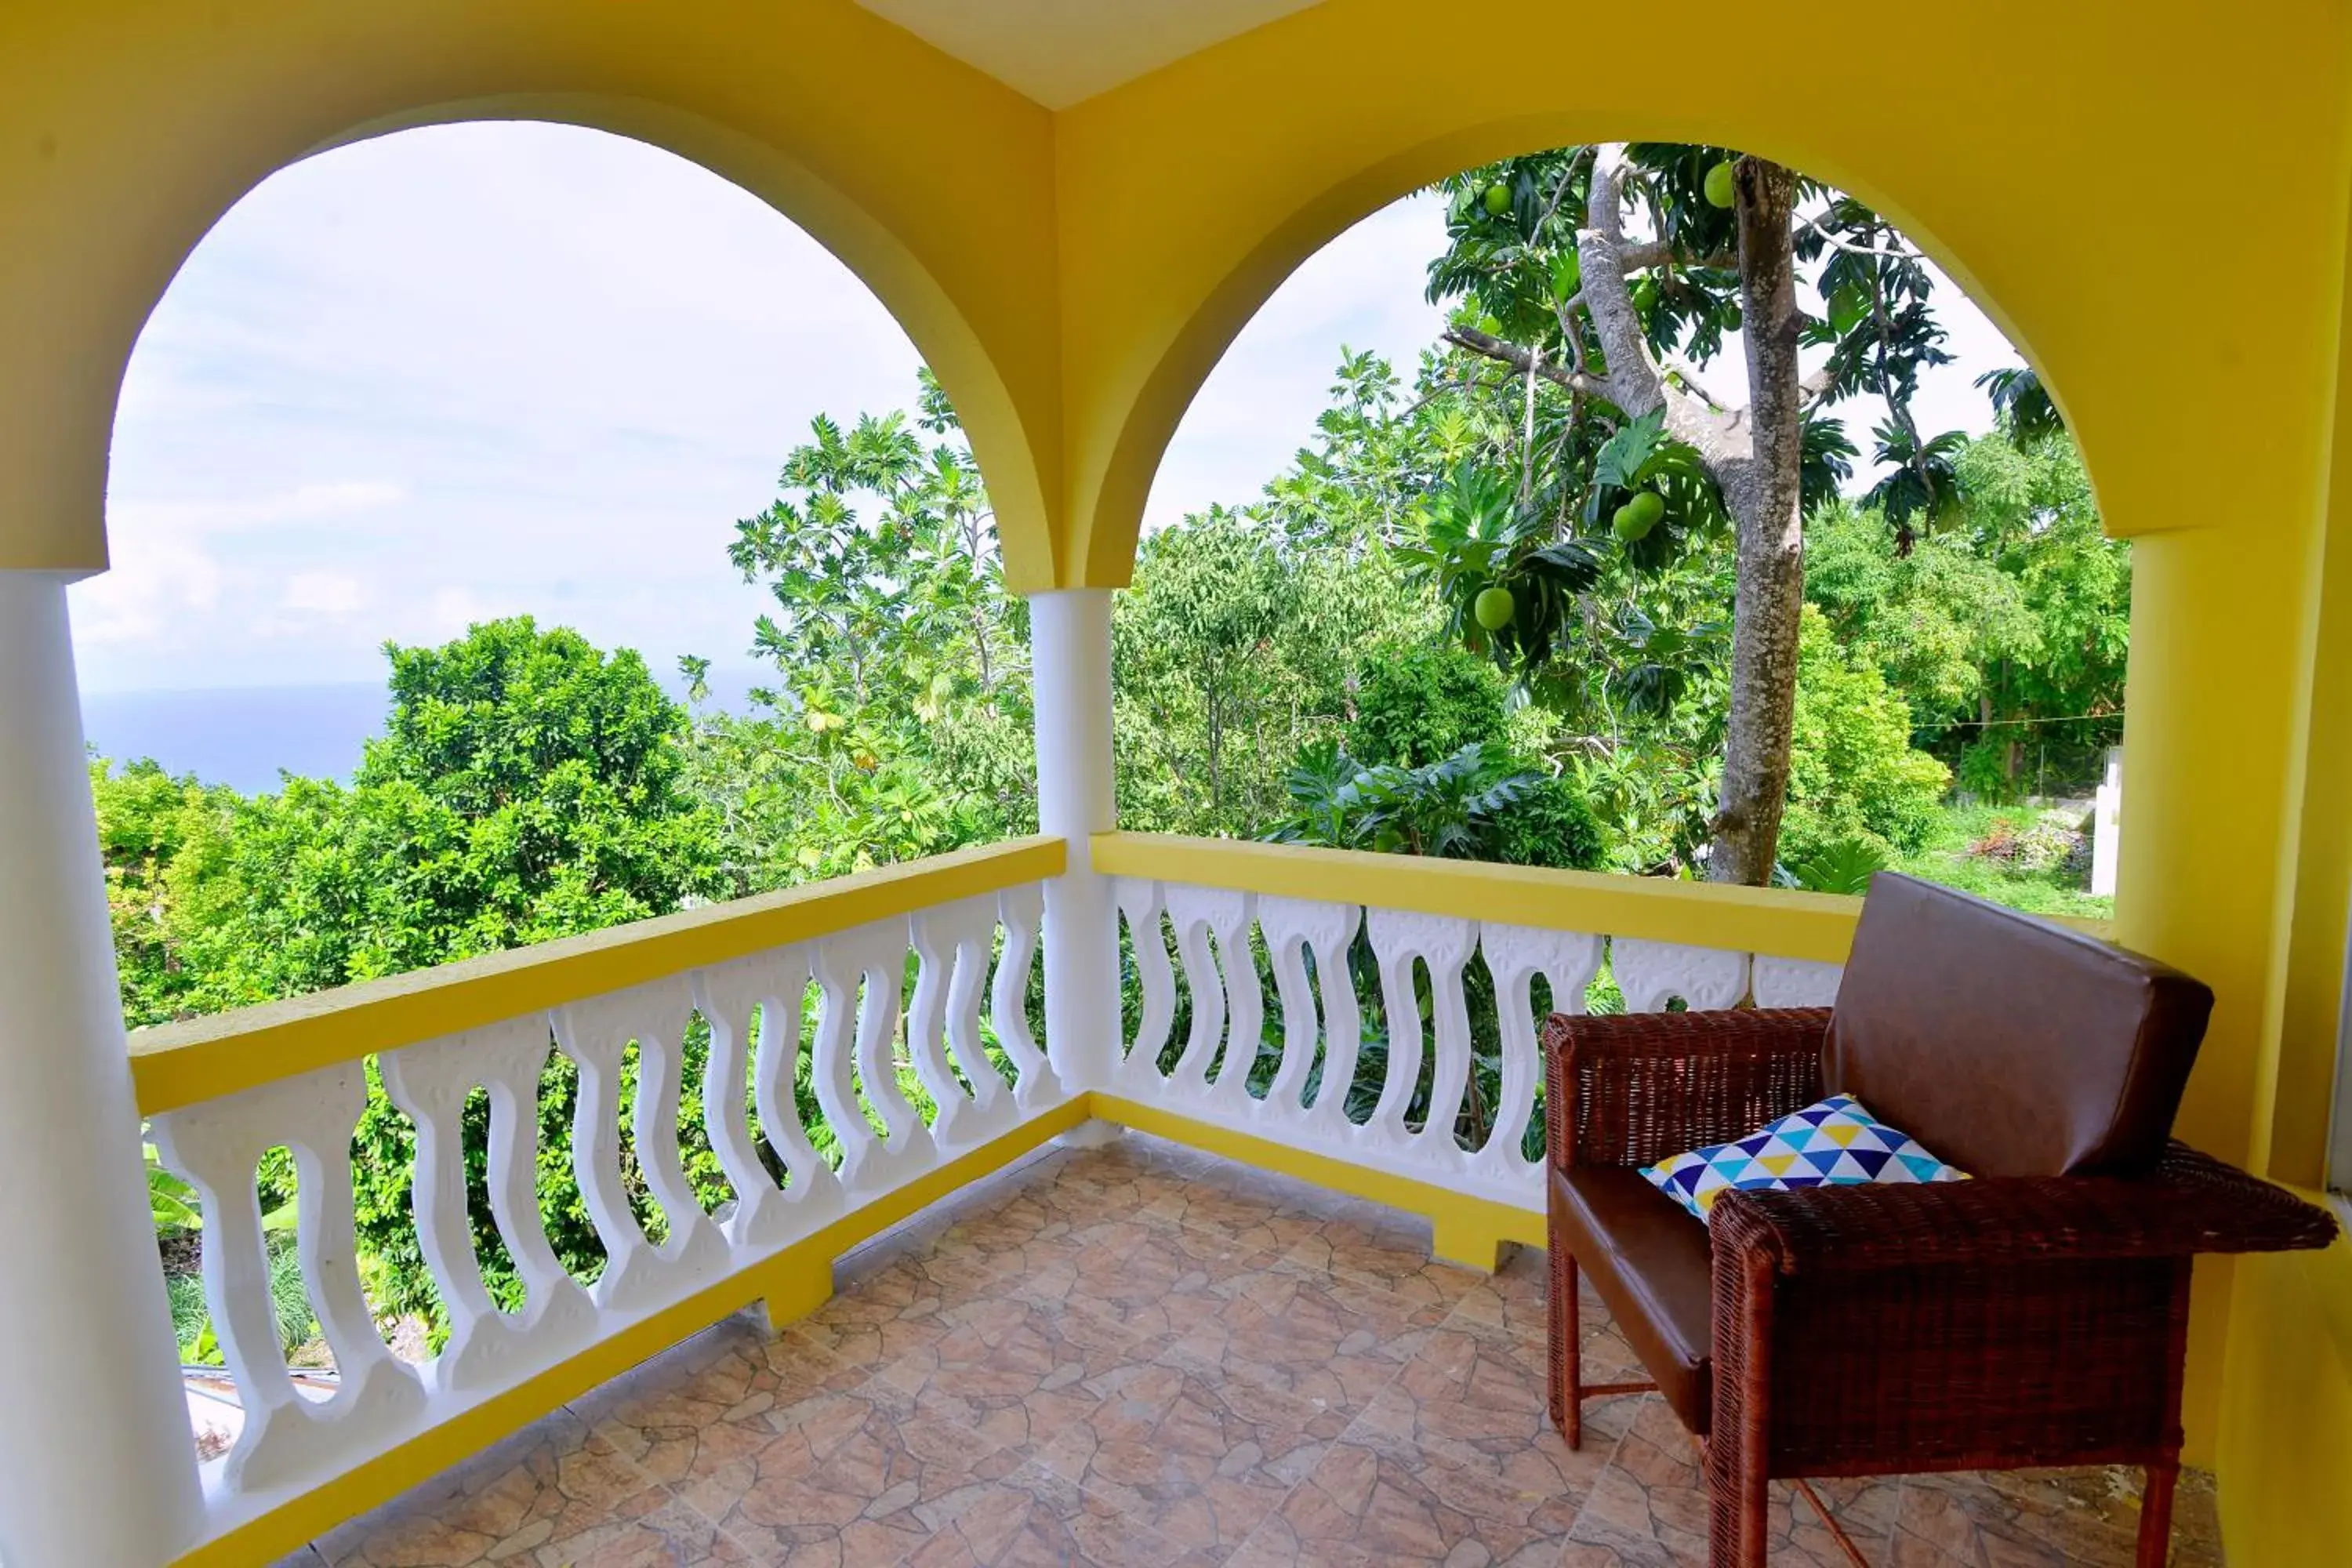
693,948,844,1250
551,979,733,1316
1751,954,1846,1007
991,884,1056,1110
377,1019,596,1392
143,851,1844,1536
147,877,1058,1526
149,1063,426,1493
1114,877,1843,1214
1254,895,1361,1129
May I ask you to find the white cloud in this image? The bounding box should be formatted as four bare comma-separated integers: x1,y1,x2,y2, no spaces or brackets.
79,122,919,694
107,481,409,537
75,480,405,656
414,586,518,643
72,536,224,647
281,572,365,615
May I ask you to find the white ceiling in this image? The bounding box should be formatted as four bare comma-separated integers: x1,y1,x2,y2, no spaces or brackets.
851,0,1327,108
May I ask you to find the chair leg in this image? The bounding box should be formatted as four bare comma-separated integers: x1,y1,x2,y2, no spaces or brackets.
2137,1459,2178,1568
1552,1249,1584,1448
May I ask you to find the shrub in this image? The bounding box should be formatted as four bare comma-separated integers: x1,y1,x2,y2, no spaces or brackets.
1348,644,1508,768
1780,607,1950,863
1955,736,2020,803
1494,774,1607,871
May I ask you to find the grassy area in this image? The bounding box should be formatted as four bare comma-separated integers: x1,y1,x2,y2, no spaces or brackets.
1889,801,2114,921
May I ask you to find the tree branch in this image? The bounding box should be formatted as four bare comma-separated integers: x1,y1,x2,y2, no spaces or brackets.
1577,145,1751,476
1577,146,1670,422
1798,363,1838,412
1441,326,1615,398
1548,290,1592,376
1664,361,1731,413
1798,212,1924,263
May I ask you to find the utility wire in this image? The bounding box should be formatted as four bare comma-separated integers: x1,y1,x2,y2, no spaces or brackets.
1911,710,2123,732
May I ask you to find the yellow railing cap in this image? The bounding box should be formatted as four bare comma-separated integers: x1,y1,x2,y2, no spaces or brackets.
131,836,1065,1117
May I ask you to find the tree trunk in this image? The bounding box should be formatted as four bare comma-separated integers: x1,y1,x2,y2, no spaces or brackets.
1708,158,1806,885
1569,146,1809,885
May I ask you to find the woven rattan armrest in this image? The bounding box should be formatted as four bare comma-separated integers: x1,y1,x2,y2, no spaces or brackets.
1544,1007,1830,1171
1707,1143,2338,1276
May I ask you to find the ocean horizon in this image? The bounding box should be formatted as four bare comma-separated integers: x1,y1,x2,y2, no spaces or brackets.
80,666,771,796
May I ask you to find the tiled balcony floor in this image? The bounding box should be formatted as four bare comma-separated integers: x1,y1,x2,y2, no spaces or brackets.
281,1134,2223,1568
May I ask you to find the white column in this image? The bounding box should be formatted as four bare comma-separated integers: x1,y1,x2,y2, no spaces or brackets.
0,572,205,1566
2092,745,2122,898
1029,590,1122,1123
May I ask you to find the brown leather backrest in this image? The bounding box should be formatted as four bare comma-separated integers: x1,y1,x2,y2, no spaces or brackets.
1823,873,2211,1178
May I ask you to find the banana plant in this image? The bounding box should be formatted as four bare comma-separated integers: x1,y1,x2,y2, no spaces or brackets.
145,1132,297,1236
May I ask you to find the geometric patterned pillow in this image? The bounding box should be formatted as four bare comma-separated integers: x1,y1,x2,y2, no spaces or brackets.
1639,1093,1969,1222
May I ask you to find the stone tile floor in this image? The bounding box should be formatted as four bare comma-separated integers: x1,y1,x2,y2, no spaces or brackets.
279,1133,2222,1567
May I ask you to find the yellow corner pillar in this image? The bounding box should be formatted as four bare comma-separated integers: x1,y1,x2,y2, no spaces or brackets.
2115,522,2320,1468
2204,137,2352,1567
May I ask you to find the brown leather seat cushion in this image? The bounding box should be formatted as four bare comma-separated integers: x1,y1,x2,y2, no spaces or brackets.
1827,873,2212,1178
1550,1164,1713,1433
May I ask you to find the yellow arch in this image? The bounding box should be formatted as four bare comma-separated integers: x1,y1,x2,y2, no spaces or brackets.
0,0,1069,590
1053,0,2348,588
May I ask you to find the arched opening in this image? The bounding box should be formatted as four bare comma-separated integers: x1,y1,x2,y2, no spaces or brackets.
95,122,1044,1442
1120,137,2122,916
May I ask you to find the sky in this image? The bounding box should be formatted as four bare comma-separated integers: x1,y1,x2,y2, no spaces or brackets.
80,122,2023,696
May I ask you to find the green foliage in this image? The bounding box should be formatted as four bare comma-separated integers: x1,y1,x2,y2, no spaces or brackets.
1806,430,2126,797
699,373,1034,887
1113,504,1418,837
165,1270,210,1361
1781,607,1951,864
167,1240,320,1364
1268,742,1581,863
1784,836,1890,896
1891,804,2113,920
1348,644,1508,768
90,760,244,1028
1392,463,1601,671
146,1143,203,1233
1494,775,1607,872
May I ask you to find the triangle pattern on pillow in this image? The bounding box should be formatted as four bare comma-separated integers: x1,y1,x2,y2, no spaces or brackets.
1638,1094,1969,1221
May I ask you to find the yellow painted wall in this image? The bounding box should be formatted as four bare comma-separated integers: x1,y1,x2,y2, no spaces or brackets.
2219,1241,2352,1565
12,1,2352,1559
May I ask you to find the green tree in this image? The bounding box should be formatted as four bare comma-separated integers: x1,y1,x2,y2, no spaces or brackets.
1780,606,1951,863
147,619,724,1323
1425,142,1973,882
1806,428,2127,798
1348,644,1508,768
89,759,242,1028
1112,505,1421,837
699,371,1033,887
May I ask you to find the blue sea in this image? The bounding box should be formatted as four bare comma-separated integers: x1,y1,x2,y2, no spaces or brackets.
81,668,771,796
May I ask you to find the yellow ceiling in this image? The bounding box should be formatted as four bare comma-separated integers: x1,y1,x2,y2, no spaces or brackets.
849,0,1326,107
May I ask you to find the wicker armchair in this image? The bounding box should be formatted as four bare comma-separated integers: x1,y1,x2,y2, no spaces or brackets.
1543,874,2336,1568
